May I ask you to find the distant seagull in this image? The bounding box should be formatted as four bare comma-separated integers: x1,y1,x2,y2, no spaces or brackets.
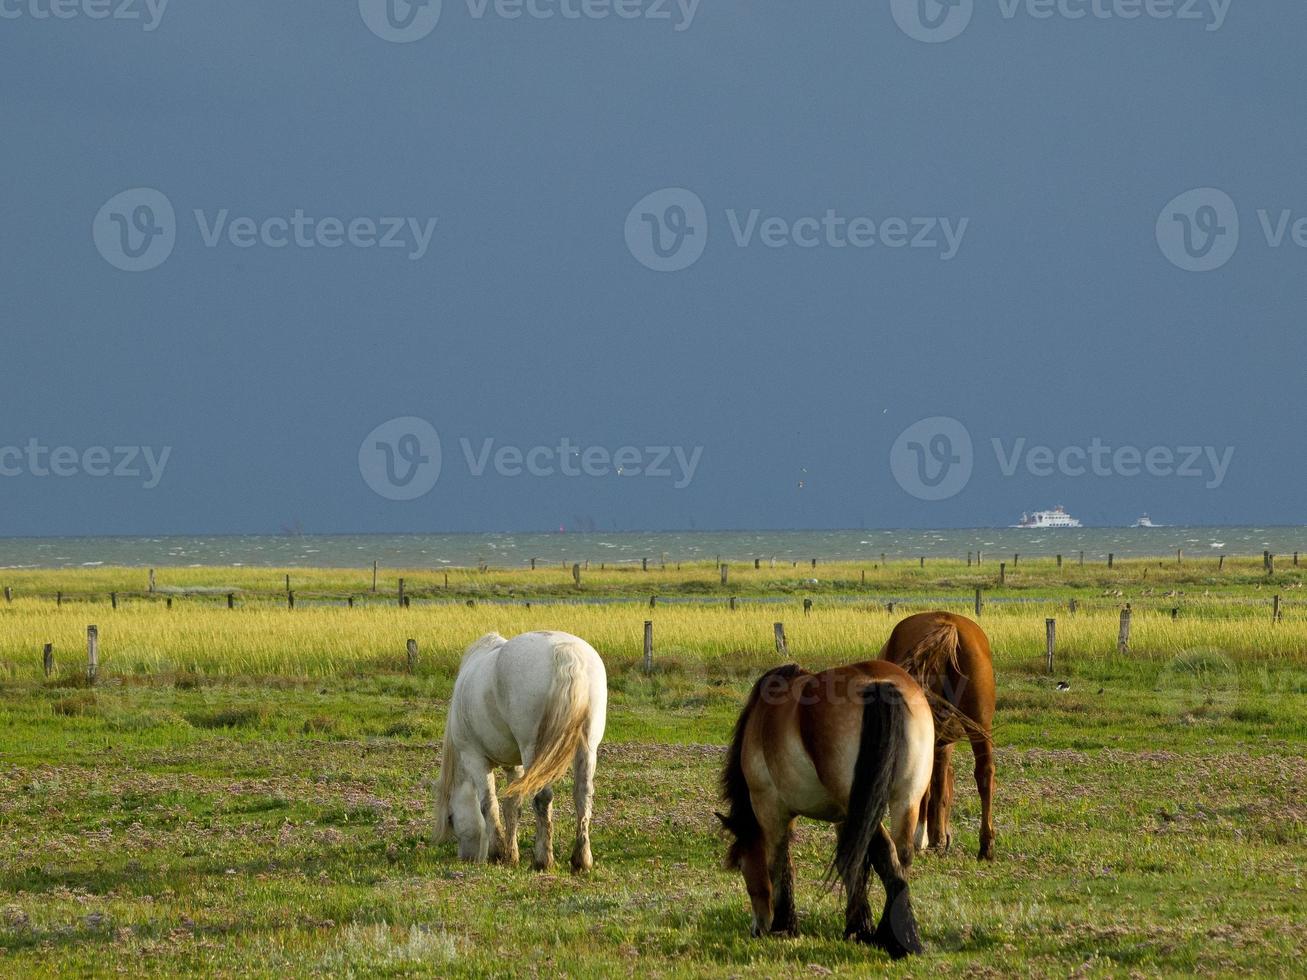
1056,681,1071,692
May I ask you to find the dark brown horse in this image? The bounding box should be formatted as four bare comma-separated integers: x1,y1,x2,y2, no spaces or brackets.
717,660,935,959
879,611,996,860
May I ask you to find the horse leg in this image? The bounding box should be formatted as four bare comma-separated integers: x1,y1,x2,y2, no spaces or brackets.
972,733,996,861
531,786,555,871
495,766,523,866
889,794,921,871
914,789,929,853
868,824,923,959
569,744,597,874
768,817,798,936
926,742,954,851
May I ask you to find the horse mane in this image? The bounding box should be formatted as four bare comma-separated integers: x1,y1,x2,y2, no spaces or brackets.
718,663,806,867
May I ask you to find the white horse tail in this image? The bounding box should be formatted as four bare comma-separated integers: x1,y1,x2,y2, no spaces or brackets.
433,721,459,843
506,642,591,802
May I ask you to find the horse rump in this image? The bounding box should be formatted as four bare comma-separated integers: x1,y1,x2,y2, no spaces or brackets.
504,640,592,802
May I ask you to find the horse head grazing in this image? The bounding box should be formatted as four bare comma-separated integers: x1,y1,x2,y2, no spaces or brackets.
719,659,934,958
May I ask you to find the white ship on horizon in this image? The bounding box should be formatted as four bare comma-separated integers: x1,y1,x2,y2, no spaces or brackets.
1013,506,1082,529
1132,514,1165,528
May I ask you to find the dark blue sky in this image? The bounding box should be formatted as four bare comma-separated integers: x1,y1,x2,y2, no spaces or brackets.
2,1,1303,535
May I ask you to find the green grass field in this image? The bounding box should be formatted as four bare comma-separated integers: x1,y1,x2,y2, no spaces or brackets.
0,560,1304,976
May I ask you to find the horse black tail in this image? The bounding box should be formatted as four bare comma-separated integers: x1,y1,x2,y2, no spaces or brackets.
829,680,905,893
718,664,804,867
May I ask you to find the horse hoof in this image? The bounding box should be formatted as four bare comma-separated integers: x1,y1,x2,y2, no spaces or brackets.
569,857,592,874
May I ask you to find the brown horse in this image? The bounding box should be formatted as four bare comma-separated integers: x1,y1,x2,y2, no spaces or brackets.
717,660,935,959
879,611,996,860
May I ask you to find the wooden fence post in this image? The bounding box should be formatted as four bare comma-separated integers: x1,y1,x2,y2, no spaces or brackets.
642,557,648,572
1177,549,1183,565
347,596,354,608
1013,553,1019,567
754,558,761,570
803,598,812,616
1079,550,1084,566
861,569,866,586
1045,618,1056,674
285,574,291,593
148,569,156,593
57,592,63,607
530,557,536,571
1267,554,1275,577
774,622,787,655
1117,606,1132,655
729,596,737,611
287,591,295,610
227,593,235,609
967,551,972,567
643,621,654,672
406,639,418,673
1108,553,1114,569
1068,597,1077,614
166,597,172,610
372,560,379,592
110,592,118,610
86,626,98,684
1171,607,1179,620
43,643,53,677
1218,554,1225,571
649,595,657,608
999,562,1006,585
974,587,983,617
886,602,895,615
572,563,581,587
919,556,925,568
3,586,10,603
1056,554,1062,569
720,564,728,586
1273,595,1282,624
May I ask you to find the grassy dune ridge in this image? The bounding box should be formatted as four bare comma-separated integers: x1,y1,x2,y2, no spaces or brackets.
0,559,1304,975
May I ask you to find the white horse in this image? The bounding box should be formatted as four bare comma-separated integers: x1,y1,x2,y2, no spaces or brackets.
435,630,608,872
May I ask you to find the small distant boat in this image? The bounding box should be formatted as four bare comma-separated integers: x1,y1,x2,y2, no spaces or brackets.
1131,514,1165,528
1013,506,1082,529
